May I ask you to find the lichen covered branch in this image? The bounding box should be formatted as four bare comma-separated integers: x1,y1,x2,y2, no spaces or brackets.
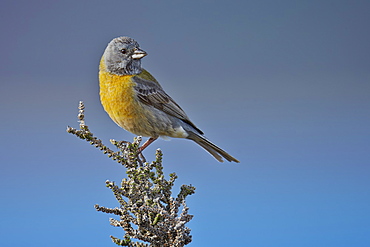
67,101,195,247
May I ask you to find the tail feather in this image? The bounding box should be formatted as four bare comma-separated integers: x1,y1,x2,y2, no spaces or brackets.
187,132,240,163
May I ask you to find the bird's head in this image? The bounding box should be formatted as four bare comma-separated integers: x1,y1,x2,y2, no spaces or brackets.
102,36,147,75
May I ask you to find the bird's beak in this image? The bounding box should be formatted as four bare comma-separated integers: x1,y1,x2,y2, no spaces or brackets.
132,48,147,59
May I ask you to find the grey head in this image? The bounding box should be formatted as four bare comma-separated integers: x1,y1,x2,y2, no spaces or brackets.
103,36,147,75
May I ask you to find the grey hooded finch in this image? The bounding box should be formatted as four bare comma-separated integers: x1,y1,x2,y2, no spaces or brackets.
99,36,239,163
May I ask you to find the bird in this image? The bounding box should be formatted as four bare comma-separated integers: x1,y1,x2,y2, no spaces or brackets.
99,36,239,163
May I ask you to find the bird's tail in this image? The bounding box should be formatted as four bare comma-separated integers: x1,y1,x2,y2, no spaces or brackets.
187,132,240,163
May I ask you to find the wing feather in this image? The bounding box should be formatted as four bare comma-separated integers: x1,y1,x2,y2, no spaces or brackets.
133,73,203,134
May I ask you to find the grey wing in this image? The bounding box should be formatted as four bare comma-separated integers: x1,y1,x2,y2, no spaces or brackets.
133,76,204,135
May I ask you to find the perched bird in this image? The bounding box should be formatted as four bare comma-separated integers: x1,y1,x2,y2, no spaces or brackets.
99,36,239,163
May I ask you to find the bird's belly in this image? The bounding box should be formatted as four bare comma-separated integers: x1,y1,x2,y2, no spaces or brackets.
99,71,188,138
99,72,148,135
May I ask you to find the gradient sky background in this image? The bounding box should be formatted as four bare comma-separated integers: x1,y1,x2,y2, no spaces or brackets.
1,1,370,246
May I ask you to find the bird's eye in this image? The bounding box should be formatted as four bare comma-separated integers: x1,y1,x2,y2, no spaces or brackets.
120,48,127,54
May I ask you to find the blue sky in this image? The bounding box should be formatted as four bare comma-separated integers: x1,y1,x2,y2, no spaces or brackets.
1,0,370,246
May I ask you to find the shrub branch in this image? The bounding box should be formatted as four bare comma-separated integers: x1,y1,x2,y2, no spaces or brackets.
67,101,195,247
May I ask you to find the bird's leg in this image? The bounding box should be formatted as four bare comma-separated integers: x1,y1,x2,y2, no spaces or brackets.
138,137,158,153
138,153,146,164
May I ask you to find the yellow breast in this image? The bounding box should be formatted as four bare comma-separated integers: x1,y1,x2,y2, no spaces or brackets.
99,58,145,134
